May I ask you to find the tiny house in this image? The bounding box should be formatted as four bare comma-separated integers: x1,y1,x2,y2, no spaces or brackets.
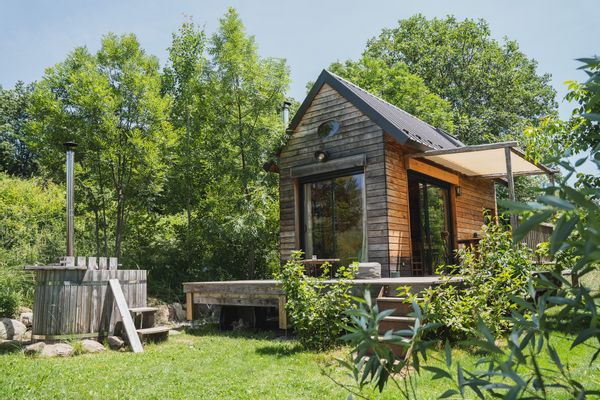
277,70,554,277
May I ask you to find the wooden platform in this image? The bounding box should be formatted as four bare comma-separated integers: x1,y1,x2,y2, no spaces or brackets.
183,277,461,329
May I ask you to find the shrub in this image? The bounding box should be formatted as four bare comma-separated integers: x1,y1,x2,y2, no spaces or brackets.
424,216,533,339
0,173,67,316
274,251,357,351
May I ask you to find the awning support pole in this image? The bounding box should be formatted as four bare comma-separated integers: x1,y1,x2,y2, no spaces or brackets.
504,147,517,229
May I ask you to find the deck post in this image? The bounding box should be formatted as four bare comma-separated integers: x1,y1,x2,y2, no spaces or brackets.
186,292,193,321
504,147,517,229
278,296,288,330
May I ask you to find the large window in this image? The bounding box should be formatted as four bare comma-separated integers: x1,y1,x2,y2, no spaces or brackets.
303,172,366,265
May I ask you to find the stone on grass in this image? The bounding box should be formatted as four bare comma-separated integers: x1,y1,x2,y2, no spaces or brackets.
170,303,186,322
0,318,27,340
154,305,170,326
80,339,105,353
20,312,33,328
108,336,124,350
24,342,45,355
40,343,74,357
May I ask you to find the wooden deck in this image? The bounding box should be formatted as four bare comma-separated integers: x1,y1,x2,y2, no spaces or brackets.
183,277,461,329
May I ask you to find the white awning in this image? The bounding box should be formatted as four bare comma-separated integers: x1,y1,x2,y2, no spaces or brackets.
408,141,556,179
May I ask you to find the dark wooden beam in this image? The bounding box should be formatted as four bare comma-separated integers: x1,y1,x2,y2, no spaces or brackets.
505,147,518,229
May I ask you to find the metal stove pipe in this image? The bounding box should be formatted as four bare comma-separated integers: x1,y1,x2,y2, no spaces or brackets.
64,141,77,256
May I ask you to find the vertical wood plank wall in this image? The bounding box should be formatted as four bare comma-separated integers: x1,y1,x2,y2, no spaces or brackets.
32,269,146,340
384,136,413,276
454,176,497,240
279,83,389,273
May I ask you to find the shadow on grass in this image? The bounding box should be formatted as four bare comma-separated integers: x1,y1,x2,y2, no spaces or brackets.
185,323,280,340
0,341,24,354
184,323,306,357
255,343,304,357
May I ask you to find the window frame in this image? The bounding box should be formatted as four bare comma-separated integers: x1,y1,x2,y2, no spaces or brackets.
299,167,367,262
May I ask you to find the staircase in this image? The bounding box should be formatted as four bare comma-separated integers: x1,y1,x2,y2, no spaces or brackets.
129,307,171,343
376,289,426,357
108,279,170,353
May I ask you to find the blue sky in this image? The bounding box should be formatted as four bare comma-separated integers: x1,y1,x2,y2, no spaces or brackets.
2,0,599,178
2,0,598,117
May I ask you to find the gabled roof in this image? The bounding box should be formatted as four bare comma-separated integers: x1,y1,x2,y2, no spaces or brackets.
288,70,464,151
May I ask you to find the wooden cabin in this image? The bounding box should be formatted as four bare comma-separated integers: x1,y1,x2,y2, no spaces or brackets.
277,70,555,277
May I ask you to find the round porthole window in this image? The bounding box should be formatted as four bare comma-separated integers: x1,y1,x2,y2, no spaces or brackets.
317,120,341,138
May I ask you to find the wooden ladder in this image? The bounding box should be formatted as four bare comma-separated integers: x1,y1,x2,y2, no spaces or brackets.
108,279,144,353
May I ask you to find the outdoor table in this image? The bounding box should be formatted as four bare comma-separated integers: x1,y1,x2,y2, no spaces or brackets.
301,258,340,277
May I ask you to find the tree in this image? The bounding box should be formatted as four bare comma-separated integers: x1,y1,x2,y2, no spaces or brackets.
28,33,173,259
162,20,211,234
330,56,455,133
0,81,38,177
201,8,290,279
338,14,557,145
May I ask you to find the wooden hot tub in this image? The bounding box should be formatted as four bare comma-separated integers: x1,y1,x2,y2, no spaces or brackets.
25,258,146,341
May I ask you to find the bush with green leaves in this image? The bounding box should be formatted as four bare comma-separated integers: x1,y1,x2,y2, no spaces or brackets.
425,217,533,339
274,251,357,351
0,173,66,316
330,291,439,400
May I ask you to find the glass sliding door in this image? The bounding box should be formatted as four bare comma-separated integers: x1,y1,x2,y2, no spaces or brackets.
409,173,454,275
303,173,366,265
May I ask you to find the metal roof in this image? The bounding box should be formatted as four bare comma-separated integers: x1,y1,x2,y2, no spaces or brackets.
288,69,464,151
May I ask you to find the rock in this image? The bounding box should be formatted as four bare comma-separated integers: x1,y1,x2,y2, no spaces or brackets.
40,343,74,357
108,336,124,350
169,329,182,336
356,262,382,279
80,339,105,353
17,306,32,314
20,312,33,328
170,303,186,322
17,330,32,342
0,318,27,340
154,305,170,326
24,342,45,355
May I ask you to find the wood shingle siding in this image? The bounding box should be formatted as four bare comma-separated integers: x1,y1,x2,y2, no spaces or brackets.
279,83,389,271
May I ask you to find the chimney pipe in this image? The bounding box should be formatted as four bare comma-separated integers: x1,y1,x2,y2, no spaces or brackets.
64,141,77,257
282,101,291,128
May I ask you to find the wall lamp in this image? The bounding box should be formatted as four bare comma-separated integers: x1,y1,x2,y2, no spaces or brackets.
455,186,462,197
314,150,328,163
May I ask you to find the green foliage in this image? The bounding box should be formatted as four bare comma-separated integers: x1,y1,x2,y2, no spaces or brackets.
10,9,290,299
28,32,174,260
0,173,66,316
0,81,37,177
274,252,357,351
429,56,600,400
332,290,440,399
340,14,556,145
425,217,533,339
329,56,455,132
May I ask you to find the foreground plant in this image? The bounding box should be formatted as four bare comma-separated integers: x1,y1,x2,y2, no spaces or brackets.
429,55,600,400
327,291,439,400
274,251,357,351
425,216,533,340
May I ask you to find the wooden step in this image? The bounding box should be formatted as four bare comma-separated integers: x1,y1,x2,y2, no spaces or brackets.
136,326,170,335
129,307,159,314
136,326,170,343
379,316,416,334
377,297,423,316
378,336,408,358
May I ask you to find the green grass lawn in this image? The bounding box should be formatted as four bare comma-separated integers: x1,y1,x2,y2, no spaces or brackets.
1,326,598,400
